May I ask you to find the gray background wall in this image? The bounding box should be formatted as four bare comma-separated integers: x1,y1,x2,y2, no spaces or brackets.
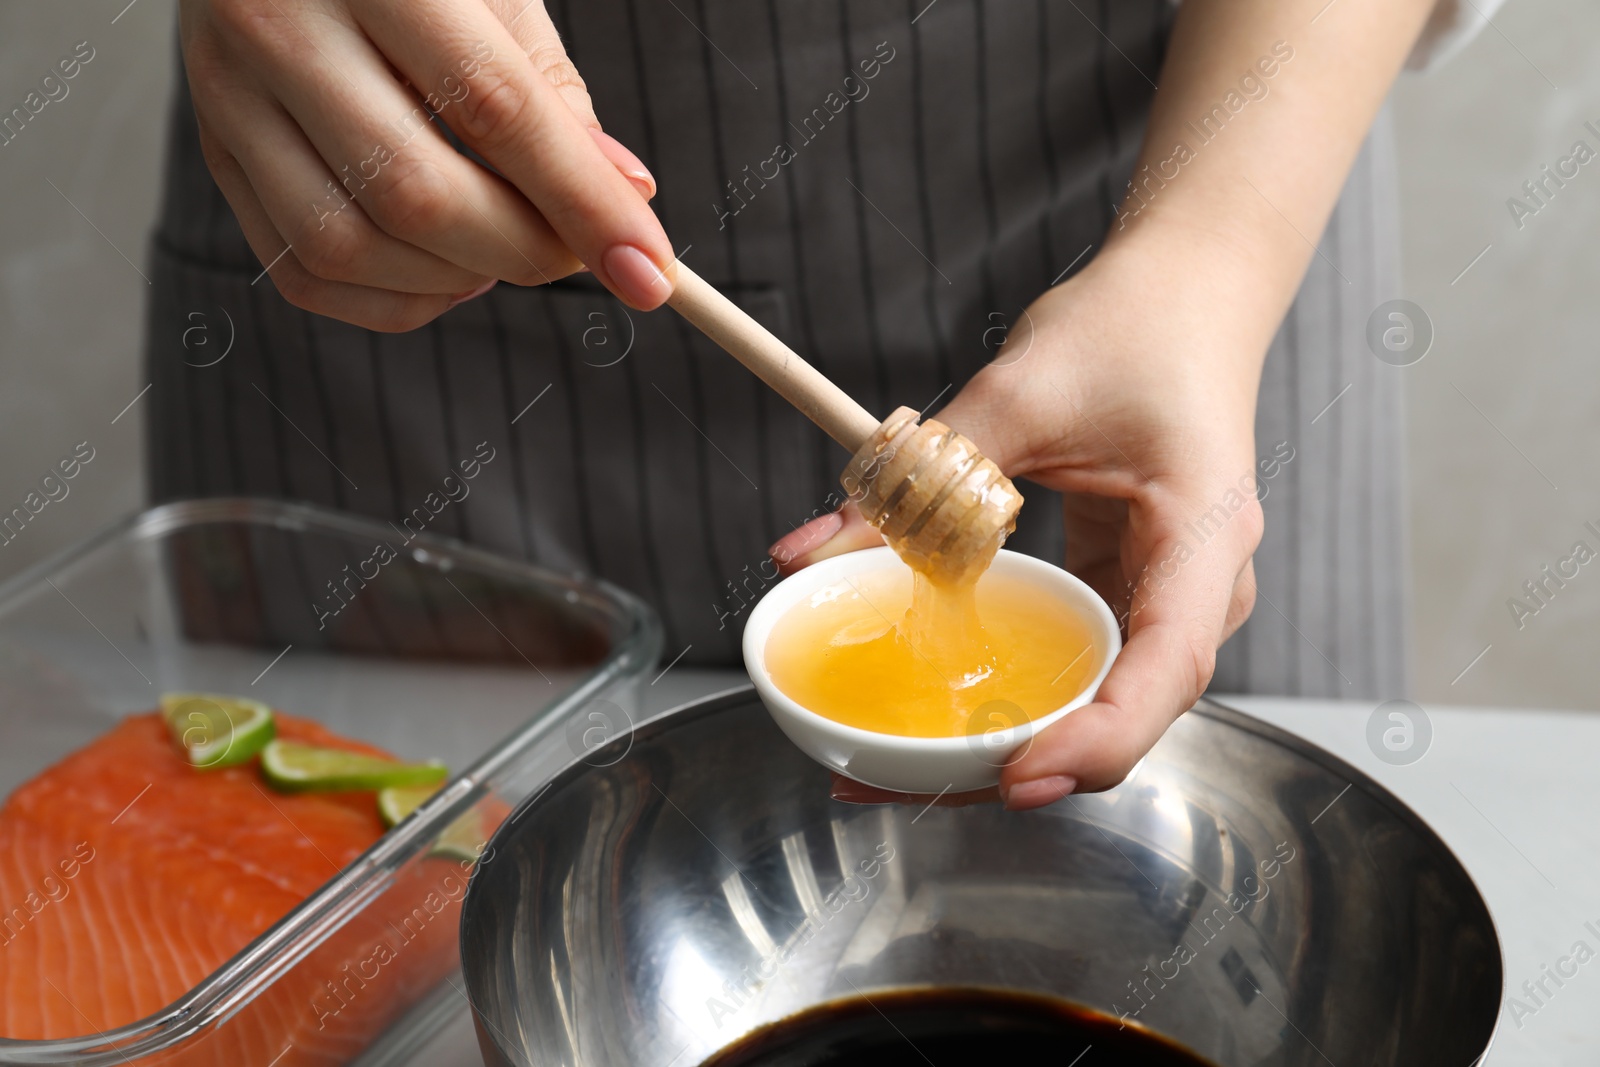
1393,2,1600,710
0,0,173,584
0,1,1593,710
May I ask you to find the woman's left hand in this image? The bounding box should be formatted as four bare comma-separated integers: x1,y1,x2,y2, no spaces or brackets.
771,236,1271,811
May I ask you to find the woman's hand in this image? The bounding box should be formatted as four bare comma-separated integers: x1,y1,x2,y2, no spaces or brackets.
180,0,674,331
772,237,1269,811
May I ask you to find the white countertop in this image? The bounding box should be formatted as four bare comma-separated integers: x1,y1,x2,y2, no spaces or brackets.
410,675,1598,1066
1223,694,1599,1067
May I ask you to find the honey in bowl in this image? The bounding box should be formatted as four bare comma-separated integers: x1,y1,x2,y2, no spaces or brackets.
763,563,1100,739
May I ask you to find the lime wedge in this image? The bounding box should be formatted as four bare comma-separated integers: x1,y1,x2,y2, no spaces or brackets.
160,691,276,769
429,813,490,864
377,782,490,864
377,783,443,827
261,740,448,793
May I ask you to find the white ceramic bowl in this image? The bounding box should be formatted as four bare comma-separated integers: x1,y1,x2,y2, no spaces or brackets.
742,547,1121,794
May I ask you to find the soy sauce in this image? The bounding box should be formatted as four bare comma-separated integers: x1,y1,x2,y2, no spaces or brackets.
701,987,1217,1067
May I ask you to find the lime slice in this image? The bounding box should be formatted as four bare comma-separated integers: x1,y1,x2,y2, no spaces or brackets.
377,782,490,864
160,691,276,769
377,783,443,827
429,813,490,864
261,740,448,793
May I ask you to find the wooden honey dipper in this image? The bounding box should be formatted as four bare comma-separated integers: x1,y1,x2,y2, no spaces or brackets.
666,263,1024,582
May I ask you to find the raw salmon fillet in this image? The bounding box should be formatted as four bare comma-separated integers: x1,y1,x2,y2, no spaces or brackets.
0,712,470,1064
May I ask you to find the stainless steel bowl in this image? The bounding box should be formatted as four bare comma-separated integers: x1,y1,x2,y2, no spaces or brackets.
461,691,1501,1066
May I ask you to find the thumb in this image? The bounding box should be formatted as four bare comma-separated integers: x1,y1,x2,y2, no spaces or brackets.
998,521,1246,807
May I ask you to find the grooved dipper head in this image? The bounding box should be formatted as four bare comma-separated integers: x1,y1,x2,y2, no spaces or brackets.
841,406,1024,584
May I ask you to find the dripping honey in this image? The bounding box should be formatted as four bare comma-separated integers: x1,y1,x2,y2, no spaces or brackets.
764,561,1098,739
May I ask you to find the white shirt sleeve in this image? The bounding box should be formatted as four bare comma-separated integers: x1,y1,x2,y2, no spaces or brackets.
1162,0,1508,72
1407,0,1510,70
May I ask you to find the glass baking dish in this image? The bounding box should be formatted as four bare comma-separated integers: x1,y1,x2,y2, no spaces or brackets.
0,498,661,1066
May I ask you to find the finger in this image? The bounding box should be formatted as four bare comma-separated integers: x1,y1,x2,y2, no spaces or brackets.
354,0,675,308
230,1,585,287
1000,522,1250,806
588,127,657,201
478,0,656,200
1000,627,1201,808
193,79,488,294
768,505,885,577
481,0,596,123
198,127,459,332
829,774,999,808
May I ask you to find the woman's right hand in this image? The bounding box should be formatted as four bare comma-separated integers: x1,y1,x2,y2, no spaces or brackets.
180,0,674,330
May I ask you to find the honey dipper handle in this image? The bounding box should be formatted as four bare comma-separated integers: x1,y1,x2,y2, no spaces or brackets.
665,262,880,452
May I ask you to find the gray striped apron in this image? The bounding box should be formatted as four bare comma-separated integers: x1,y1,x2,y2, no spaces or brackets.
143,0,1407,697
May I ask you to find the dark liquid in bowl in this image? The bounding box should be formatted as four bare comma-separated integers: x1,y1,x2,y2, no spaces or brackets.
701,987,1217,1067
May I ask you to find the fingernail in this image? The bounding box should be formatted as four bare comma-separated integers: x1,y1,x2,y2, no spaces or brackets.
589,128,656,199
1002,775,1077,811
768,512,843,568
601,244,672,310
446,279,497,310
